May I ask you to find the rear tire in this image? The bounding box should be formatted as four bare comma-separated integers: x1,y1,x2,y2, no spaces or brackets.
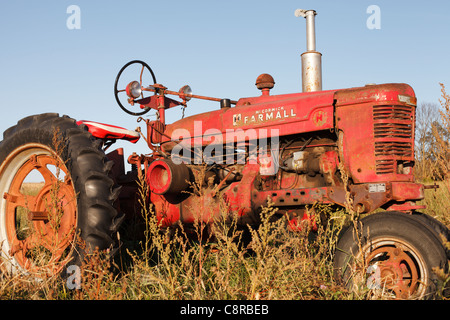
334,211,448,299
0,113,123,276
410,212,450,259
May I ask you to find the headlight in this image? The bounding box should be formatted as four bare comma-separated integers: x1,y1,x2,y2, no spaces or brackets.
179,85,192,101
126,81,142,98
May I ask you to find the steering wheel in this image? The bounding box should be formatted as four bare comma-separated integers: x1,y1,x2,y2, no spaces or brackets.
114,60,157,116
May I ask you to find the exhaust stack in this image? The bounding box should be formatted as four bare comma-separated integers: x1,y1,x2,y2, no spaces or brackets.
295,9,322,92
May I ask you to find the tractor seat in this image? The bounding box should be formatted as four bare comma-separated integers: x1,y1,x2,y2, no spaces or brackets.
77,120,140,143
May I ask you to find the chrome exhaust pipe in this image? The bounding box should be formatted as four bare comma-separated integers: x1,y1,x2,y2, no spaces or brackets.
295,9,322,92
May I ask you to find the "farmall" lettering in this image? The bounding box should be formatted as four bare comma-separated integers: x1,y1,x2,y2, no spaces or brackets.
233,106,297,126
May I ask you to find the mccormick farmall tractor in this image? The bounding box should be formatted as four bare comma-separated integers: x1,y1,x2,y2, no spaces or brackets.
0,9,448,298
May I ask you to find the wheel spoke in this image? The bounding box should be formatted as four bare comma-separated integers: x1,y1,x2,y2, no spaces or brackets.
9,231,39,257
3,192,36,209
366,244,420,299
139,65,144,86
3,150,77,274
35,157,62,185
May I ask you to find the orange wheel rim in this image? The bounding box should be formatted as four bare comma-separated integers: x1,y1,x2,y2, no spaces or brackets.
362,238,426,299
365,245,419,299
4,151,77,274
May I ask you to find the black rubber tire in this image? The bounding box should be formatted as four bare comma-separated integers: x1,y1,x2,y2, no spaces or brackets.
334,211,448,299
0,113,124,274
410,212,450,259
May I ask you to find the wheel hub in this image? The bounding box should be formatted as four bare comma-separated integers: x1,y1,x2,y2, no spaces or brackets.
365,243,420,299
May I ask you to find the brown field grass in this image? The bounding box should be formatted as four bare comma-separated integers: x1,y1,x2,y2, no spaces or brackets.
6,171,449,300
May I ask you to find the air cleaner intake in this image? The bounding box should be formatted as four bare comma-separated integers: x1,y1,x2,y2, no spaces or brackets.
147,159,190,195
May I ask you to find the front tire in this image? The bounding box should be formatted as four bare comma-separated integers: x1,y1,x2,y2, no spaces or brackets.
0,113,123,276
334,211,448,299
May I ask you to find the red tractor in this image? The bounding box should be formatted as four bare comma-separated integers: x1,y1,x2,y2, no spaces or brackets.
0,9,448,298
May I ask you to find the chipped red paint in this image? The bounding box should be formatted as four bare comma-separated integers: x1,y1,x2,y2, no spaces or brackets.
161,89,336,151
335,83,416,184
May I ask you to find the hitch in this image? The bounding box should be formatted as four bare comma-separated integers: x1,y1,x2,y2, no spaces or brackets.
423,183,440,191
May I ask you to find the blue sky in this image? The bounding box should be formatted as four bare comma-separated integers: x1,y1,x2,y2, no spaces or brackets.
0,0,449,158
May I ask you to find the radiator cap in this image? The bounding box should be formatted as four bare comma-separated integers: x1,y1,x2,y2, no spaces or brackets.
255,73,275,90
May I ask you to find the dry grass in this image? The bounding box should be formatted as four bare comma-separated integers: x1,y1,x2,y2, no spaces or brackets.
11,173,448,301
418,181,450,229
416,84,450,229
7,178,446,301
6,179,354,300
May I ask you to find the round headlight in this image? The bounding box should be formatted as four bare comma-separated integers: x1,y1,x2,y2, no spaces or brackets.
179,85,192,101
126,81,142,99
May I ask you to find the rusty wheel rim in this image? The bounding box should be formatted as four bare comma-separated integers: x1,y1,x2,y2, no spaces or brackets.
361,238,427,299
0,144,77,275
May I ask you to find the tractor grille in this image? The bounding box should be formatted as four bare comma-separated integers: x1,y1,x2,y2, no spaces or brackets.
373,105,413,121
375,141,412,156
373,105,414,174
374,123,412,139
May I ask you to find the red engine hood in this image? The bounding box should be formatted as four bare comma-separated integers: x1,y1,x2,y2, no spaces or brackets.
161,83,415,148
162,89,337,147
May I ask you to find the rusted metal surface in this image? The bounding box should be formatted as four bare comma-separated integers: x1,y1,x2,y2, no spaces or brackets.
146,159,190,195
28,211,49,221
141,85,238,105
335,83,417,184
301,51,322,92
390,182,424,201
423,183,439,190
365,242,420,299
334,83,416,107
161,89,336,152
3,152,77,272
137,81,428,230
147,120,166,144
255,73,275,96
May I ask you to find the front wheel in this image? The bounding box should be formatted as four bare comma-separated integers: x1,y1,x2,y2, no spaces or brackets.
0,113,123,276
334,211,448,299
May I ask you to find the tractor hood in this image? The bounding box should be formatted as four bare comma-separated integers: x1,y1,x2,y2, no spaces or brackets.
161,83,415,151
161,89,336,150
